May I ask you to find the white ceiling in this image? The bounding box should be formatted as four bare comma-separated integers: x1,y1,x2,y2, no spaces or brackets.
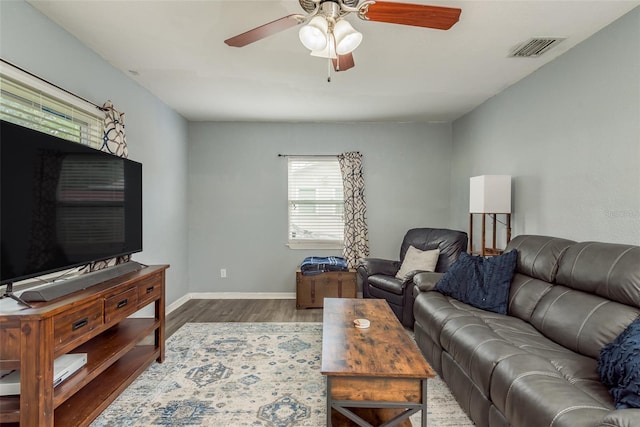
27,0,639,122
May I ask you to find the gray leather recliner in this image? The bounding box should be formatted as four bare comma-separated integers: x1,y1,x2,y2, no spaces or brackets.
357,227,468,327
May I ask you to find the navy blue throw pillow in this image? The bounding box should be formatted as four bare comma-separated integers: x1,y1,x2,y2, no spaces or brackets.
597,317,640,409
434,250,518,315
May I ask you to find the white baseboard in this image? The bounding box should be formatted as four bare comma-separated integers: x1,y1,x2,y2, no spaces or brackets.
166,292,296,315
166,293,192,314
190,292,296,300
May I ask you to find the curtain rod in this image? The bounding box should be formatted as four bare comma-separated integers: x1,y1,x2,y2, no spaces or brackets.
1,58,107,112
278,154,337,158
277,152,360,158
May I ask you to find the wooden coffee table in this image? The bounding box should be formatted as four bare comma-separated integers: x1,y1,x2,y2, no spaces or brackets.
321,298,435,427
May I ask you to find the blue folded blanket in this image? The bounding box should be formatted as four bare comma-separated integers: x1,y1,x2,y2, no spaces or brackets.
300,256,348,276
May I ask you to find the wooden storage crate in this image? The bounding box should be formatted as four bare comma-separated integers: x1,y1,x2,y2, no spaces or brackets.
296,269,357,309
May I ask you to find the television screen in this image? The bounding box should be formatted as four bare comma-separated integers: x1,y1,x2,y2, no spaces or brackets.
1,120,142,284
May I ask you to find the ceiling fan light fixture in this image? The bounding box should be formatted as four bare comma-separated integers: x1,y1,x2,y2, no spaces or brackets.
299,16,328,51
310,34,337,59
333,19,362,55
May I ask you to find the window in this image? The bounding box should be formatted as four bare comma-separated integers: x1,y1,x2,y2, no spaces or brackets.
0,62,104,148
288,157,344,249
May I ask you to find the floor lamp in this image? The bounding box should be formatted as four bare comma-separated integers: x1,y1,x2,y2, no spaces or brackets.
469,175,512,256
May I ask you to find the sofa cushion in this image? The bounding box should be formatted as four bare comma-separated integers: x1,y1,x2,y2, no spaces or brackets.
439,309,531,396
490,354,612,427
395,246,439,280
413,291,469,348
504,235,575,283
598,317,640,409
506,273,554,322
529,285,640,359
435,250,517,315
555,242,640,309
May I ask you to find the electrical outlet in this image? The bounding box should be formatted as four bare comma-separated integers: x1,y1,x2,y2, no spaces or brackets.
220,268,227,278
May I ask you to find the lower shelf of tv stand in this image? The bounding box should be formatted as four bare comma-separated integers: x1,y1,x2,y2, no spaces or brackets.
0,346,159,427
54,318,160,407
55,345,159,427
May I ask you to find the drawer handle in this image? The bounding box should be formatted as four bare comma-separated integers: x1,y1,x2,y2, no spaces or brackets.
146,286,155,294
117,299,129,309
72,318,88,331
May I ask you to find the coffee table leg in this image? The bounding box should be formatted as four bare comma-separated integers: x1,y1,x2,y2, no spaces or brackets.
422,379,428,427
327,376,333,427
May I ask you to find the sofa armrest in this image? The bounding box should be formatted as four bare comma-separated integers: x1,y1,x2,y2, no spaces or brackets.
600,409,640,427
413,272,444,293
357,258,401,276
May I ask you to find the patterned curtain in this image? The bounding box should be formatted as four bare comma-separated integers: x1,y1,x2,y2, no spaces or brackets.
338,151,369,268
86,101,130,272
100,100,128,157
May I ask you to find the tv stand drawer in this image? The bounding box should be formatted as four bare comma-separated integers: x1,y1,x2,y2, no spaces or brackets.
137,273,163,306
104,287,138,324
54,300,103,351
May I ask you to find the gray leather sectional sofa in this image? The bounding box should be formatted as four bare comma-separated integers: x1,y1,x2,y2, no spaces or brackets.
412,235,640,427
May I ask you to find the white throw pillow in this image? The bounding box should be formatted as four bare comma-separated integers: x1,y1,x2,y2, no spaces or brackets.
395,246,440,280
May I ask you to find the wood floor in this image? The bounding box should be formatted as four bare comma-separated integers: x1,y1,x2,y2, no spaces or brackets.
166,299,324,338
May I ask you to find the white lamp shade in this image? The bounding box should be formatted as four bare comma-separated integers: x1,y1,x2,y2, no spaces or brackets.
310,34,337,59
469,175,512,213
299,16,328,51
334,19,362,55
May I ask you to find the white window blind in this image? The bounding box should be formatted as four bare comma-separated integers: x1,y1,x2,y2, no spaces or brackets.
288,157,344,249
0,66,104,148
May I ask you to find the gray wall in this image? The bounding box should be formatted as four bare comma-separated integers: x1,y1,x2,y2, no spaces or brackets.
0,1,190,306
188,122,452,293
451,8,640,249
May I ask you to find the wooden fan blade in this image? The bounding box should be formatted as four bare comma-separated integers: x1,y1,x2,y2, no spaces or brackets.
225,15,302,47
332,53,355,72
363,2,461,30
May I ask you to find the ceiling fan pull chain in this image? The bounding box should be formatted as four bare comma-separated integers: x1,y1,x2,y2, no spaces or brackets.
327,57,332,83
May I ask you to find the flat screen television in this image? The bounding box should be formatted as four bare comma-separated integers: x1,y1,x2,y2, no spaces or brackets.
1,119,142,285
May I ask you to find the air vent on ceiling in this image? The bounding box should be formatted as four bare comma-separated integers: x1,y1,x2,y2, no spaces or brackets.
509,38,565,58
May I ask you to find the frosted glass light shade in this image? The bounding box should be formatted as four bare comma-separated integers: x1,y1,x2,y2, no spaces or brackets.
299,16,328,51
310,34,337,59
469,175,512,213
334,19,362,54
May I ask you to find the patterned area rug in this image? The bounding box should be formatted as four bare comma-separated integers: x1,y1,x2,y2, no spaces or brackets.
91,323,474,426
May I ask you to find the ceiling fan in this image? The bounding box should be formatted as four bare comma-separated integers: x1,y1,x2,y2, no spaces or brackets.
224,0,461,73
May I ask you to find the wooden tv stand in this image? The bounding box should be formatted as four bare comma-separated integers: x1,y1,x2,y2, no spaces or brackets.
0,264,168,426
